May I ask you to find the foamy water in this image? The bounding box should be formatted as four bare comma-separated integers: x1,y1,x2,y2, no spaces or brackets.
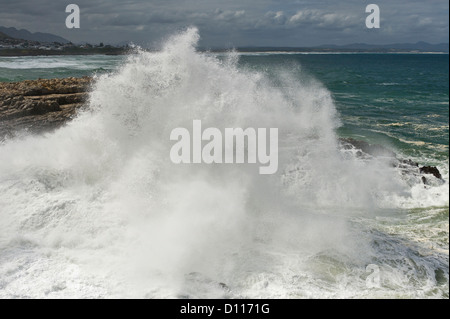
0,56,121,70
0,28,448,298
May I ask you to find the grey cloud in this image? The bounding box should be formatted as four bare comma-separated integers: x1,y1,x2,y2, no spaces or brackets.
288,10,360,29
214,9,246,21
0,0,447,47
265,11,287,25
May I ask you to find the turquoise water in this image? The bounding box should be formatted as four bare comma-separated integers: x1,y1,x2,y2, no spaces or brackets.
0,49,448,298
238,53,449,165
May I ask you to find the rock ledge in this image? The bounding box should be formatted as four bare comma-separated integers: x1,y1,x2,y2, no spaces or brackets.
0,77,91,138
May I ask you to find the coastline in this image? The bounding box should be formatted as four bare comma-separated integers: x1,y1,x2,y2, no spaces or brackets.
0,77,91,138
0,48,126,57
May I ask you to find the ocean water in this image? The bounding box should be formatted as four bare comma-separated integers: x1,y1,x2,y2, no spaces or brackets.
0,28,448,298
0,55,123,82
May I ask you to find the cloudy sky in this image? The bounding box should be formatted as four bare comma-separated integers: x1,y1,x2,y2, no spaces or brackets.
0,0,448,47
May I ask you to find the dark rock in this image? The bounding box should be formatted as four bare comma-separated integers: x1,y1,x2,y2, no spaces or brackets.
30,100,61,115
420,166,442,179
400,159,418,167
24,86,43,96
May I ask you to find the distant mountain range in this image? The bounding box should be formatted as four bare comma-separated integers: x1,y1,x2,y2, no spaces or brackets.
0,31,12,40
0,26,69,43
234,42,449,53
1,26,448,52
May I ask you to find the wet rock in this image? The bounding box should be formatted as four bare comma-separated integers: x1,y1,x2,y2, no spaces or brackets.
30,100,61,115
0,77,91,139
400,159,418,167
420,166,442,179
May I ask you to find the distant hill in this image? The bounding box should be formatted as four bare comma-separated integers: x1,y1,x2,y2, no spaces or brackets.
0,26,69,43
0,31,12,40
318,41,449,52
216,41,449,53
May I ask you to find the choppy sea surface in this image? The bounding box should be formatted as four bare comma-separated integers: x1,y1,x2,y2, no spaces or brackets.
0,29,448,298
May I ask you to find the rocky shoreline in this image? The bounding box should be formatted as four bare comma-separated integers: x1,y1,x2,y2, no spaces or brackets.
0,77,443,183
0,77,91,138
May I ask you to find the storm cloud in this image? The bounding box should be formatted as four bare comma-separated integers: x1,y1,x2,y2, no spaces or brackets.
0,0,448,46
